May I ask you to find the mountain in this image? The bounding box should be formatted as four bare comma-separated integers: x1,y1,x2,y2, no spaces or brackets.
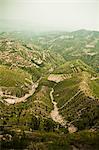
0,30,99,150
31,29,99,71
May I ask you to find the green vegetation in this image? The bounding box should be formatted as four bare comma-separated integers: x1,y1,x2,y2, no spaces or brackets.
0,65,32,97
90,78,99,98
54,75,81,106
0,129,99,150
53,75,99,130
0,30,99,149
53,59,95,74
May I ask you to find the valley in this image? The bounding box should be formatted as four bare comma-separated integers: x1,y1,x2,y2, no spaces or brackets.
0,30,99,150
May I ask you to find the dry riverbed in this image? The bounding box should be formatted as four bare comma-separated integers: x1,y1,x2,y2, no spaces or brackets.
50,88,77,133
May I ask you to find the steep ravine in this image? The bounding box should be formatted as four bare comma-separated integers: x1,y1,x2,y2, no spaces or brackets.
50,88,67,126
50,88,77,133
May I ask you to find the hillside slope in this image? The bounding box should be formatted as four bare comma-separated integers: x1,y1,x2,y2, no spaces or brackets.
0,30,99,150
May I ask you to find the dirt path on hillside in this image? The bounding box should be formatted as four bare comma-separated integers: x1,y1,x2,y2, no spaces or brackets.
1,78,41,104
59,90,81,110
50,88,77,133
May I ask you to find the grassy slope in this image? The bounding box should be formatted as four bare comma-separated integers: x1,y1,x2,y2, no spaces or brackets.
53,71,99,130
54,75,81,106
0,32,99,149
0,77,55,131
89,78,99,98
0,65,32,97
53,59,95,75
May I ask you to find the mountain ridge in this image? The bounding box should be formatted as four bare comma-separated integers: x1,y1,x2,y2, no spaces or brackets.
0,29,99,150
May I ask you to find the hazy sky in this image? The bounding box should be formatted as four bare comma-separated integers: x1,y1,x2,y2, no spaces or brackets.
0,0,99,31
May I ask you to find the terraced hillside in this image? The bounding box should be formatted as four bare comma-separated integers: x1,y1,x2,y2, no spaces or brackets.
0,30,99,150
53,67,99,131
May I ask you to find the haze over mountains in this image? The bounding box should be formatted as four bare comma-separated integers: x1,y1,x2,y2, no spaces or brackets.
0,0,99,31
0,0,99,149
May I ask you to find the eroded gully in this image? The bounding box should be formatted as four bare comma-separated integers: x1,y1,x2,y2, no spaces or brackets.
50,88,77,133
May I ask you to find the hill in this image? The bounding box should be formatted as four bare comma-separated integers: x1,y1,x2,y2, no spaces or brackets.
0,30,99,150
